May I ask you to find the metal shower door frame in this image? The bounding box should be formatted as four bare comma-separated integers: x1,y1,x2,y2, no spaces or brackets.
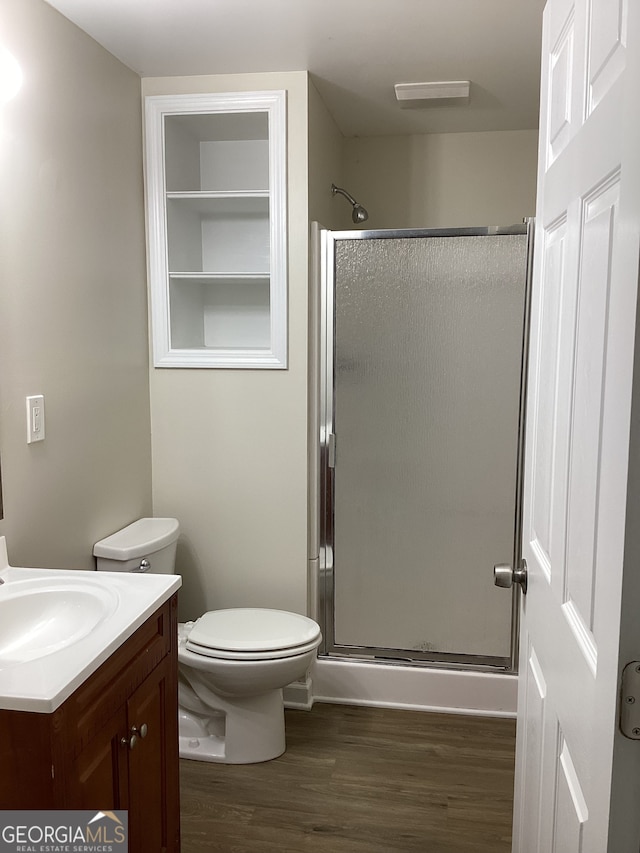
318,222,534,673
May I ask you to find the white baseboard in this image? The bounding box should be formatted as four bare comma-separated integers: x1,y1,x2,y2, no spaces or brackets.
311,656,517,717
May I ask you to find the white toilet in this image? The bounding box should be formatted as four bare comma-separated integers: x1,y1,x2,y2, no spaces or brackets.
94,518,322,764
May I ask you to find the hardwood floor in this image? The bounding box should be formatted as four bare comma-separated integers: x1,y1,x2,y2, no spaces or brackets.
179,703,516,853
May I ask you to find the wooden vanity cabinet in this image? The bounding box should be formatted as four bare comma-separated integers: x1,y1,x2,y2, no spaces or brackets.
0,595,180,853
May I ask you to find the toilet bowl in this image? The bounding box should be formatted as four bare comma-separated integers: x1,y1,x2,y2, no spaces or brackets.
178,609,321,763
94,518,321,764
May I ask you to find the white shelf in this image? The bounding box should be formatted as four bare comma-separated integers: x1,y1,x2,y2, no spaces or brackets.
145,90,288,369
169,273,270,281
166,191,269,206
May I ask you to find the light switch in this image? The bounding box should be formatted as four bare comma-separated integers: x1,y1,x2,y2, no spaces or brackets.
26,395,45,444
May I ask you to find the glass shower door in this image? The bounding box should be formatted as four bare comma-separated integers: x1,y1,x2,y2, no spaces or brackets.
321,227,530,668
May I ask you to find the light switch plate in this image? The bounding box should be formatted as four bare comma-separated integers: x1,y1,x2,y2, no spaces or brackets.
26,394,45,444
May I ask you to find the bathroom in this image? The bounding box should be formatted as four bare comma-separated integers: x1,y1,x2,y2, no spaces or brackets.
1,0,639,850
0,0,540,693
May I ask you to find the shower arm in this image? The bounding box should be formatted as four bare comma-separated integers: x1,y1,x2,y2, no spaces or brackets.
331,184,358,206
331,183,369,223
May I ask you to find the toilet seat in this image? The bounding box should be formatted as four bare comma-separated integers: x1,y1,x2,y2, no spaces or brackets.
183,608,322,661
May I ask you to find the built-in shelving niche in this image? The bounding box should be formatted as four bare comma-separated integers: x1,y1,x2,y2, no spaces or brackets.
145,91,287,368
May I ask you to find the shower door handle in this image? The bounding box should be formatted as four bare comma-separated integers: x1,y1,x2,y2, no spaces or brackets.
494,560,528,595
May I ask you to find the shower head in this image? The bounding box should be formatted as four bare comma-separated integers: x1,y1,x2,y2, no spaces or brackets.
331,183,369,224
351,203,369,224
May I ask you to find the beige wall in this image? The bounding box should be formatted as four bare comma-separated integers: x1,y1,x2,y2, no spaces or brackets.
0,0,152,568
343,130,538,229
307,80,348,230
142,72,310,621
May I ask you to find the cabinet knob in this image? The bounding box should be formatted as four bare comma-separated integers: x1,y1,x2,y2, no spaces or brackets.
121,723,148,749
121,733,138,750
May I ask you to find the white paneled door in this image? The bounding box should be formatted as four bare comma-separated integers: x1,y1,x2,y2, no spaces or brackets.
513,0,640,851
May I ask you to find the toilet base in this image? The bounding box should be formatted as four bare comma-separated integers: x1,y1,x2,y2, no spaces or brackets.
178,687,286,764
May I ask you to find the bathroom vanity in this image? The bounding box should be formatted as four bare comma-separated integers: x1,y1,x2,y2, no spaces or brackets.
0,540,181,853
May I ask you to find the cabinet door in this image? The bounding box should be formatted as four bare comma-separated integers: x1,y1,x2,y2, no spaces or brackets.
127,658,180,853
68,707,129,809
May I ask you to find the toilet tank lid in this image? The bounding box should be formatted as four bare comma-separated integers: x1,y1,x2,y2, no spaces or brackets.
93,518,179,560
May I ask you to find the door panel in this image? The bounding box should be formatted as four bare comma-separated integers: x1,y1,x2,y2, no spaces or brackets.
587,0,627,113
517,643,547,853
554,740,588,852
565,176,619,662
529,219,568,577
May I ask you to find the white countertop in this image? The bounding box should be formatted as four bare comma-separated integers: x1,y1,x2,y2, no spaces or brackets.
0,536,181,713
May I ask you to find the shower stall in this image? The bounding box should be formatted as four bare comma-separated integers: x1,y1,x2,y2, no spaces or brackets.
314,224,532,679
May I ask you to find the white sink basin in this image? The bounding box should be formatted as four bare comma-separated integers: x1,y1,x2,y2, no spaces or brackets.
0,578,119,667
0,535,181,713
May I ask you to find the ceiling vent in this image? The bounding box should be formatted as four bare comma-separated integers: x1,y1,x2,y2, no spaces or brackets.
394,81,470,107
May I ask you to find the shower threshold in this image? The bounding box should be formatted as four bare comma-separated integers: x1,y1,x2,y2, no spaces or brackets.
320,648,513,674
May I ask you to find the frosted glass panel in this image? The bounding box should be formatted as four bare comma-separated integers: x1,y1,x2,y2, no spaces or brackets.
332,234,527,658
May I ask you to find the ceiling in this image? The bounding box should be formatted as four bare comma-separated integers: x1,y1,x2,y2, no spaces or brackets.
44,0,547,138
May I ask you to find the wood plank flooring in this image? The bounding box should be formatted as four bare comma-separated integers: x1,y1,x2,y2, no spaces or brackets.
179,703,516,853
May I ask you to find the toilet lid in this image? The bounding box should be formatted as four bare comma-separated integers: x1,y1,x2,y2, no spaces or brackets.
185,608,321,654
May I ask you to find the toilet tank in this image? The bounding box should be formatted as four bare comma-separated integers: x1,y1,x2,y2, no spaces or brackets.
93,518,179,574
